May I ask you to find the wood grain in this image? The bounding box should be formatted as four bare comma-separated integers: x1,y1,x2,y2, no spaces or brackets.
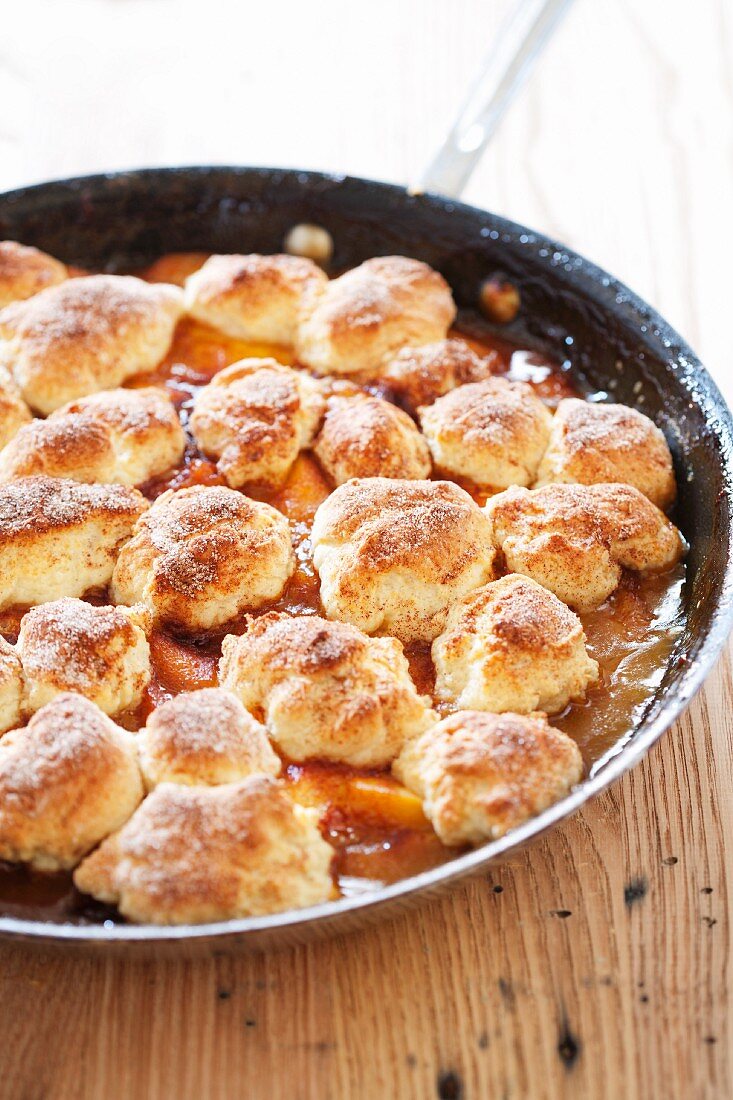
1,0,732,1096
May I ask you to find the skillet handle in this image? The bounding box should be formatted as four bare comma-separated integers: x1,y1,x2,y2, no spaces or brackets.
411,0,575,199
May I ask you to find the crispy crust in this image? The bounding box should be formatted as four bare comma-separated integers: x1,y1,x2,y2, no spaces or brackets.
311,477,497,642
383,338,499,412
485,483,685,611
73,776,336,924
432,574,598,713
314,394,432,485
17,598,151,716
419,377,552,489
296,257,456,376
0,414,116,484
0,275,183,414
190,358,325,488
0,241,67,309
184,253,328,343
0,476,148,610
138,688,281,789
535,398,677,509
0,387,186,490
393,710,583,846
0,694,143,871
220,613,436,767
0,637,22,735
2,387,188,487
111,485,295,631
0,364,32,450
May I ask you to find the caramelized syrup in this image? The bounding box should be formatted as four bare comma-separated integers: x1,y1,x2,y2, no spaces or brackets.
0,255,685,921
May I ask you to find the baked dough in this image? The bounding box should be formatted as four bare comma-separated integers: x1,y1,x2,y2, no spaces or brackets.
0,476,148,611
311,477,496,642
432,574,598,713
0,637,22,735
393,709,583,846
74,775,335,923
485,483,684,610
419,377,552,489
0,241,67,309
0,387,185,486
0,275,183,414
296,257,456,376
313,394,432,484
111,485,295,631
138,688,281,788
220,612,436,767
0,364,32,450
383,338,497,412
184,253,327,343
0,694,143,870
189,359,324,488
535,397,676,509
17,598,151,717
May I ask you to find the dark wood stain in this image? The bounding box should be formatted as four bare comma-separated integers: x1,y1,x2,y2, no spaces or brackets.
498,978,515,1010
437,1070,463,1099
557,1021,581,1070
624,878,648,907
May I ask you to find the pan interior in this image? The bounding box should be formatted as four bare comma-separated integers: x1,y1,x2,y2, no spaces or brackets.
0,166,731,945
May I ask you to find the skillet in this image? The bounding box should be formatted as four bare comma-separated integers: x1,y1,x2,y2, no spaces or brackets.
0,164,731,955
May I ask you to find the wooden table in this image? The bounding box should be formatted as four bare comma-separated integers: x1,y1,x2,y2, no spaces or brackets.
1,1,731,1095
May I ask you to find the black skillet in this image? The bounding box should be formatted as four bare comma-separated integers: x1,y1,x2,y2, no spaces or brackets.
0,165,731,954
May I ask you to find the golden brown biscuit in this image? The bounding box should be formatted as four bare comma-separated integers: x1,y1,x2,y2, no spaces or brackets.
0,414,114,485
313,394,432,485
184,253,327,343
0,637,22,735
57,387,184,484
535,397,676,509
220,613,436,767
138,688,281,789
0,476,148,611
189,359,324,488
0,275,183,414
485,483,684,611
382,338,498,412
0,694,143,870
0,241,67,308
432,574,598,713
0,364,32,449
0,387,185,486
74,776,335,924
111,485,295,631
419,377,552,489
311,478,496,642
393,710,583,846
296,257,456,376
17,598,151,717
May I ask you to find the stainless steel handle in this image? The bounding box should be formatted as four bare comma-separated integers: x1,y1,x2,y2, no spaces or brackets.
412,0,576,199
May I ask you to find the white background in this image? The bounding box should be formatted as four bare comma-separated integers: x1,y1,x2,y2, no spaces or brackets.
1,0,731,398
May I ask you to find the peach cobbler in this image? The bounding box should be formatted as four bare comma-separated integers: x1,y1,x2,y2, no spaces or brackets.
0,240,685,925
